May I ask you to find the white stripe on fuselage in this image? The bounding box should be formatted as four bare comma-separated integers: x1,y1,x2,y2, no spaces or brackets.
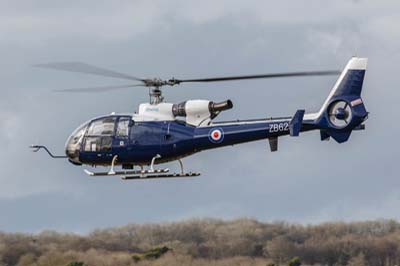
200,118,291,127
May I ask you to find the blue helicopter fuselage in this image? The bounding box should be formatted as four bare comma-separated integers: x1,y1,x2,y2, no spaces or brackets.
68,115,315,166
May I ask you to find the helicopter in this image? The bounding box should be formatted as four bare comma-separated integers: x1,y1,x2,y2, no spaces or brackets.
31,57,368,180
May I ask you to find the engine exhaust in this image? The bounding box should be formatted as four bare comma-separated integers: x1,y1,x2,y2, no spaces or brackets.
209,100,233,114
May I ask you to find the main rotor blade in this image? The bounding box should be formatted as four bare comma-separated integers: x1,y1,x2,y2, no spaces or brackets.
35,62,145,82
53,84,145,93
172,70,341,84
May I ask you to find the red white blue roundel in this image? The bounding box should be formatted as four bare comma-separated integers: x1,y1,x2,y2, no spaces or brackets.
209,128,224,143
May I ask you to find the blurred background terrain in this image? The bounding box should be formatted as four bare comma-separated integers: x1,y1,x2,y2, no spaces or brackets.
1,219,400,266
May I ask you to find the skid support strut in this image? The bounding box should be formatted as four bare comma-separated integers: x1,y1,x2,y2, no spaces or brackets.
108,155,118,175
149,154,161,173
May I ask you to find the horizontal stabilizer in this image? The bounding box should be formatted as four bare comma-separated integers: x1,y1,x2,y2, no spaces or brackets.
353,124,366,131
268,137,278,152
320,130,330,141
289,109,305,137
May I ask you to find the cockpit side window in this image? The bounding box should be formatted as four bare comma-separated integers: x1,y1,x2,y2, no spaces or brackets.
116,117,131,137
83,117,116,153
87,117,116,136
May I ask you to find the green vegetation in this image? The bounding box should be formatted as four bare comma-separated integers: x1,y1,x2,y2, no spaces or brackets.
288,256,301,266
132,246,171,262
1,219,400,266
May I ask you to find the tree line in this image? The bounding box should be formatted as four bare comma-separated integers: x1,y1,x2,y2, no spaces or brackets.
1,219,400,266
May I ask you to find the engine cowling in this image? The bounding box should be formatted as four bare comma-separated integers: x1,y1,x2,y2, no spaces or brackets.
172,99,233,126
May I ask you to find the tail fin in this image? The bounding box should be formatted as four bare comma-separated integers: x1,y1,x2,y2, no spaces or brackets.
317,57,367,117
305,57,369,143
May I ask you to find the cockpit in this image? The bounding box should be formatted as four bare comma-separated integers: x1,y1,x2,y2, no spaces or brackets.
65,115,132,164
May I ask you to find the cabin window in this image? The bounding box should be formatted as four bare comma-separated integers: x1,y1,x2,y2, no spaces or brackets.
116,117,131,137
87,117,116,136
83,117,116,152
84,136,112,152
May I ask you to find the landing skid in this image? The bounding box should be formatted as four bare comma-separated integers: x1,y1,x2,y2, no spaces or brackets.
84,168,169,177
83,155,200,180
122,172,200,180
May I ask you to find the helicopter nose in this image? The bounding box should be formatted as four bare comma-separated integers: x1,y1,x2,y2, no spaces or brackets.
65,123,88,165
65,136,83,165
65,146,82,165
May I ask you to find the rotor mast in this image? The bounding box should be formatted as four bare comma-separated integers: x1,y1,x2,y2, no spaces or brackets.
149,86,164,104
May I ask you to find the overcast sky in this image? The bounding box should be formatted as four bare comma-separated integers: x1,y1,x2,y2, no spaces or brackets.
0,0,399,233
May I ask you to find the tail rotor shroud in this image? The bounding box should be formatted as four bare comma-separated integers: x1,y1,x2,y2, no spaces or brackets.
328,100,353,129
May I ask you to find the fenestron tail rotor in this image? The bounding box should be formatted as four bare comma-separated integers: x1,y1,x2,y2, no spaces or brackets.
35,61,341,103
328,101,353,128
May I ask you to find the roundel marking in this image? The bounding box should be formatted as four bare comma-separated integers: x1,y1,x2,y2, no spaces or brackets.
209,128,224,143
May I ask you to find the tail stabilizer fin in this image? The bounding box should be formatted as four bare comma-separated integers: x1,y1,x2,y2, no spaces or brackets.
317,57,367,118
289,109,305,137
